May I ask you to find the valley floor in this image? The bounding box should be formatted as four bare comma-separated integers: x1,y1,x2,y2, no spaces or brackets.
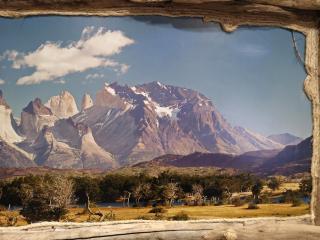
0,203,309,226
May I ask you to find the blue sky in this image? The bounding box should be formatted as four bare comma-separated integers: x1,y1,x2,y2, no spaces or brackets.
0,16,311,138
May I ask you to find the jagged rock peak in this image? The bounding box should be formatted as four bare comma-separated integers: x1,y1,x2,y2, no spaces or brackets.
95,82,127,109
23,98,52,115
81,93,93,111
0,90,24,143
0,90,10,108
46,90,79,119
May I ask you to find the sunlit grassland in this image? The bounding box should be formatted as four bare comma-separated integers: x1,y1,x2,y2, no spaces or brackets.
0,203,309,226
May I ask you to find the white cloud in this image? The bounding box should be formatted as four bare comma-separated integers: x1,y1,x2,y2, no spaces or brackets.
86,73,105,79
119,64,130,75
0,79,5,85
237,44,268,57
54,79,66,84
2,27,134,85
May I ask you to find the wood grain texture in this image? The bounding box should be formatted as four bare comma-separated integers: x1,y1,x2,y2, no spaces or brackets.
0,216,316,240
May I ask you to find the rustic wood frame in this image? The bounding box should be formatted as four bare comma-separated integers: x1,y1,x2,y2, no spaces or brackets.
0,0,319,225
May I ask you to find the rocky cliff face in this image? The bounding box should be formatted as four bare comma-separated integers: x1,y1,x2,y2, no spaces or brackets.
46,91,79,118
0,90,35,168
0,90,24,143
31,120,117,170
32,126,82,168
0,139,35,168
81,93,93,111
80,127,118,169
73,81,283,165
20,98,57,141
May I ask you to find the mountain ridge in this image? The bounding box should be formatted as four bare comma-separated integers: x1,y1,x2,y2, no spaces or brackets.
0,82,304,171
134,136,311,176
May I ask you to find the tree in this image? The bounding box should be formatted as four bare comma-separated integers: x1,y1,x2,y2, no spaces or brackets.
132,183,151,206
299,177,312,197
142,183,151,201
192,184,204,206
251,180,264,202
162,182,179,207
267,177,281,191
73,176,101,205
20,175,74,223
132,184,144,206
120,191,131,207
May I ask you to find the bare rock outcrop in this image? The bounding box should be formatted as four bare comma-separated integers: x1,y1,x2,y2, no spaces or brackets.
0,90,24,143
46,90,79,118
32,121,117,170
0,139,35,168
20,98,57,141
80,127,118,169
81,93,93,111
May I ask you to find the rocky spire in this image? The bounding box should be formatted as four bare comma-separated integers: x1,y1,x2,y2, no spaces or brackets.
46,91,79,118
0,90,24,143
0,90,10,108
81,93,93,111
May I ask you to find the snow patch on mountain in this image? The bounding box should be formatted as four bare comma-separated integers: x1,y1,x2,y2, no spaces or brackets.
154,105,180,120
104,82,116,96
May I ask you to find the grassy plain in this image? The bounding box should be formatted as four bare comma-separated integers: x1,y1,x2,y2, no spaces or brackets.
0,203,309,226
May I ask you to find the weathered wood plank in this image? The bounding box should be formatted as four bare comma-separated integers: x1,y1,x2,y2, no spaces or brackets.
0,216,316,240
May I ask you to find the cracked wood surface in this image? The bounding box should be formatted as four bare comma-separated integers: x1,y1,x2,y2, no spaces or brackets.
0,216,317,240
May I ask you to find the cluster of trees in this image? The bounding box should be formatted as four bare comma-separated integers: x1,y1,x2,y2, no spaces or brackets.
0,175,73,222
0,172,313,223
0,172,258,207
71,172,259,207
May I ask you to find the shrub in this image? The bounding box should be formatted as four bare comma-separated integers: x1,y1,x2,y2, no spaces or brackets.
292,197,302,207
136,215,152,220
21,198,68,222
171,211,190,221
267,177,281,191
20,176,73,223
149,206,167,214
260,194,271,204
214,200,224,206
299,177,312,197
231,197,246,207
247,202,259,209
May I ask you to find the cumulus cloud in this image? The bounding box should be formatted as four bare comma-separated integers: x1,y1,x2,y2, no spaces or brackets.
86,73,105,79
2,27,134,85
0,79,5,85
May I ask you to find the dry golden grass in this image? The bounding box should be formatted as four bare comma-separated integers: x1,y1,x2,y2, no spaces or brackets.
0,204,309,226
262,182,299,192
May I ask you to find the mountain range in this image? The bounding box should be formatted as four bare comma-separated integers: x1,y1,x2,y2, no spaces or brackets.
0,82,309,175
135,137,312,176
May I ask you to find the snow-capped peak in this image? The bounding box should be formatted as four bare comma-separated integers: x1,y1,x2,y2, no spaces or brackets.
156,81,167,89
104,83,116,96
